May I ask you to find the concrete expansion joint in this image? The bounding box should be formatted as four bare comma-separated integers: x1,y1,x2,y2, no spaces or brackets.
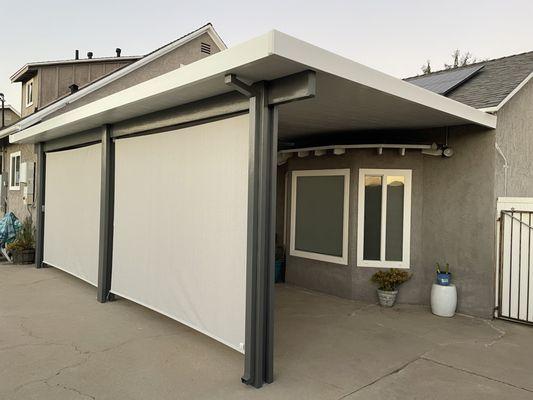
419,357,533,394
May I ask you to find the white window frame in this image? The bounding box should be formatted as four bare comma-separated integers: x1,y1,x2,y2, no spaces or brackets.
25,79,34,107
357,168,412,269
290,169,350,265
9,151,21,190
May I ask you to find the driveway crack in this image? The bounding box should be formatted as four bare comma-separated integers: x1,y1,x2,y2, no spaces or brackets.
336,355,424,399
421,357,533,393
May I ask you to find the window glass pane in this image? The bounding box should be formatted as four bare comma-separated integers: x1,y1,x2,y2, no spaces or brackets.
294,175,345,257
385,176,404,261
363,176,382,260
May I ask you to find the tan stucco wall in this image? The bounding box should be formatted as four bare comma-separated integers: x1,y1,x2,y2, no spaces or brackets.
44,33,221,120
2,143,37,222
494,79,533,197
282,126,497,317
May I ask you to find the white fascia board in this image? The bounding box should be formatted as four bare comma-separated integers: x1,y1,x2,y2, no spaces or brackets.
479,72,533,114
269,31,496,129
0,123,20,139
11,25,224,133
10,33,273,144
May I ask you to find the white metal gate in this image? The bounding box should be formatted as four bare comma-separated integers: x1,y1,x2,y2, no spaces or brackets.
497,198,533,324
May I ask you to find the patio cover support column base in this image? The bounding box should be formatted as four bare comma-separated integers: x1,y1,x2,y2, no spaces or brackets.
97,125,115,303
34,142,46,268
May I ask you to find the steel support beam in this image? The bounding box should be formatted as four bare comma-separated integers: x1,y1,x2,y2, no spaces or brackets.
97,124,115,303
34,142,46,268
43,128,101,153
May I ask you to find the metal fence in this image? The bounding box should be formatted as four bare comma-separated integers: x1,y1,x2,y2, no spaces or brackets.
498,211,533,324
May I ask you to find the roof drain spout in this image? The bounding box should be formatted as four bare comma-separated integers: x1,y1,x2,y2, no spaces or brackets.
495,142,509,197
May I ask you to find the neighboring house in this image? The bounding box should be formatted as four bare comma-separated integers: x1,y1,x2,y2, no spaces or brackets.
1,104,20,128
0,23,225,221
4,30,532,387
0,104,20,206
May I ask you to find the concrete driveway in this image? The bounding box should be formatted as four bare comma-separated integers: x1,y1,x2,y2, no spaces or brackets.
1,263,532,400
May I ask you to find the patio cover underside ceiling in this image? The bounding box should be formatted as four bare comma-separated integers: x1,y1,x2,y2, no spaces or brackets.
278,70,485,140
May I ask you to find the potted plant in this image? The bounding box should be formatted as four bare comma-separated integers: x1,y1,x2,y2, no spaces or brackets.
435,263,451,286
371,269,411,307
6,217,35,264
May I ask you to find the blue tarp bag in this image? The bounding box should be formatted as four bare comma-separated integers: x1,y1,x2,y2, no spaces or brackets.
0,212,22,246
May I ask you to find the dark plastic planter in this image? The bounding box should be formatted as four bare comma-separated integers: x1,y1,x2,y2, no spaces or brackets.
436,272,451,286
12,249,36,264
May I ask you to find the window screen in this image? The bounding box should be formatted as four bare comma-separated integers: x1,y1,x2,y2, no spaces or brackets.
293,174,346,258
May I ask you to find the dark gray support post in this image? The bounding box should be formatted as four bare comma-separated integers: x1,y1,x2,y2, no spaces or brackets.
226,71,314,388
231,81,276,389
265,106,278,384
34,142,46,268
97,124,115,303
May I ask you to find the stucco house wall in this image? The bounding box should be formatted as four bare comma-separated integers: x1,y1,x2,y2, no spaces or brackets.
281,126,496,317
4,143,38,222
494,79,533,198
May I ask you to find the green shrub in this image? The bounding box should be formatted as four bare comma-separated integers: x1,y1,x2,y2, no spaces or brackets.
371,268,411,291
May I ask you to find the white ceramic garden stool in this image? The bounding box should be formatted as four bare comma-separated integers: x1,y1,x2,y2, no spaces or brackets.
430,283,457,317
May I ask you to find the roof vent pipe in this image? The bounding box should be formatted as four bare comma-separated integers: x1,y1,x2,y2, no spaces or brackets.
75,50,79,60
116,48,121,57
87,51,93,59
69,84,79,94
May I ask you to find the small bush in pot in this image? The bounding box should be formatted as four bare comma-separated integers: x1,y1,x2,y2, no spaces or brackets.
371,268,411,307
6,217,36,264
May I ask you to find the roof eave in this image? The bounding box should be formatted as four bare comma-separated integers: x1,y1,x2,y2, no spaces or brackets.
479,72,533,114
10,30,497,145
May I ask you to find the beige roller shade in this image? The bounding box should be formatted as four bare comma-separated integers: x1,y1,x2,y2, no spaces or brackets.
111,114,249,352
43,143,101,286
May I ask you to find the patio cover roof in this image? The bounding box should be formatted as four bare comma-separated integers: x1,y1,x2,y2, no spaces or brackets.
10,30,496,144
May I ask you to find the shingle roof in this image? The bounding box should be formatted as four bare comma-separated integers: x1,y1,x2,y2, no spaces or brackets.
405,51,533,109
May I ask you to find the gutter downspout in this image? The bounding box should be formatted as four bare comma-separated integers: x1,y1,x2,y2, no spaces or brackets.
495,142,509,196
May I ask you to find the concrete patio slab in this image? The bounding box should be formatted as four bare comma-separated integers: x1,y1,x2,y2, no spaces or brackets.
1,263,532,400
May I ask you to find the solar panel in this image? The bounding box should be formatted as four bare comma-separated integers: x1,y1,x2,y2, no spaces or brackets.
406,64,484,95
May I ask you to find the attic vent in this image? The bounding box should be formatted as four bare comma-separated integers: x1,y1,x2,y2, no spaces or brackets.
200,42,211,55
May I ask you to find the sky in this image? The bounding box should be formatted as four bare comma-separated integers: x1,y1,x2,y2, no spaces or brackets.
2,0,533,112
